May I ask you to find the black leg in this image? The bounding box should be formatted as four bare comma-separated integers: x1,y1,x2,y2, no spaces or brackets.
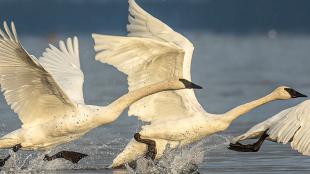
0,144,22,167
228,130,269,152
44,151,88,164
0,155,10,167
134,133,157,160
12,144,22,152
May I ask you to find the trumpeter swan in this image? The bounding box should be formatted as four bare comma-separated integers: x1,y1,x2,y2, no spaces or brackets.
229,100,310,154
92,0,307,168
0,21,201,166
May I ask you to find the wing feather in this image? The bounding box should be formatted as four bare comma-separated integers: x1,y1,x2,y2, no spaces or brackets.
231,107,292,143
0,21,76,126
126,0,204,122
233,100,310,156
92,0,205,122
39,36,84,104
128,0,195,81
93,34,203,122
93,34,184,89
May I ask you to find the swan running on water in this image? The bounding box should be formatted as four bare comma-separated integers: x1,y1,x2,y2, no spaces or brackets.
92,0,307,168
0,21,201,166
229,100,310,154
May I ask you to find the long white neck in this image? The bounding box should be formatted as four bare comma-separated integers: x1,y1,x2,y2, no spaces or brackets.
222,92,277,123
98,80,187,124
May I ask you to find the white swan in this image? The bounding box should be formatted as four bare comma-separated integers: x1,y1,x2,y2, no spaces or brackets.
229,100,310,154
0,21,200,165
92,0,307,168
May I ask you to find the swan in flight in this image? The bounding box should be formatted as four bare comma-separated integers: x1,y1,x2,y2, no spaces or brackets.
229,100,310,154
92,0,307,168
0,21,201,166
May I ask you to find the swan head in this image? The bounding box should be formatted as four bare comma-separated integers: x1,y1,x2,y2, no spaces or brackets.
273,86,307,99
179,79,202,89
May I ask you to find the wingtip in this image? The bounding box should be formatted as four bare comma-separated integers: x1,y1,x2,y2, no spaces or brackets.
126,24,131,31
73,36,79,41
91,33,100,45
128,0,134,5
92,33,98,38
58,40,66,47
129,0,142,11
3,21,8,32
72,36,79,47
66,37,72,43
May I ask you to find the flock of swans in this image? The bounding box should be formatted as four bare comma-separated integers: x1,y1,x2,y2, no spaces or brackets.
0,0,308,170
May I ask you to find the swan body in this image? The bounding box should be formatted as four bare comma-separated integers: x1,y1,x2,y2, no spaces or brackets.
1,105,113,150
231,100,310,155
0,21,196,152
108,88,302,167
92,0,305,167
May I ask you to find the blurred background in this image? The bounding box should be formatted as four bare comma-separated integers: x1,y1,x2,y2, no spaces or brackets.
0,0,310,173
1,0,310,35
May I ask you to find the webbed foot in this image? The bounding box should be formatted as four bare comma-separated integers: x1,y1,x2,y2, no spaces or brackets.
44,151,88,163
228,130,269,152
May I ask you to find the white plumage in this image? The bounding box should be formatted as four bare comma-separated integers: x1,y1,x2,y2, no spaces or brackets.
93,0,203,124
0,21,193,155
232,100,310,155
92,0,302,168
39,37,85,104
0,21,75,127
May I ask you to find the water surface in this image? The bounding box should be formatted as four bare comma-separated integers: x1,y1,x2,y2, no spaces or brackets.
0,33,309,173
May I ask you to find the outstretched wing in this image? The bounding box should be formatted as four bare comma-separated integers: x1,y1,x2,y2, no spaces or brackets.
93,34,204,122
93,0,206,122
0,21,76,126
231,108,292,143
39,37,85,104
128,0,194,79
268,100,310,155
232,100,310,156
121,0,204,122
93,34,184,90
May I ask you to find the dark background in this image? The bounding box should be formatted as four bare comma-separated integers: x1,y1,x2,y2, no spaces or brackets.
0,0,309,36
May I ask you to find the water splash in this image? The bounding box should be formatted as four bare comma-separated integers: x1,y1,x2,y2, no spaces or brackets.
0,136,129,172
0,133,230,173
126,134,230,174
0,150,75,172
